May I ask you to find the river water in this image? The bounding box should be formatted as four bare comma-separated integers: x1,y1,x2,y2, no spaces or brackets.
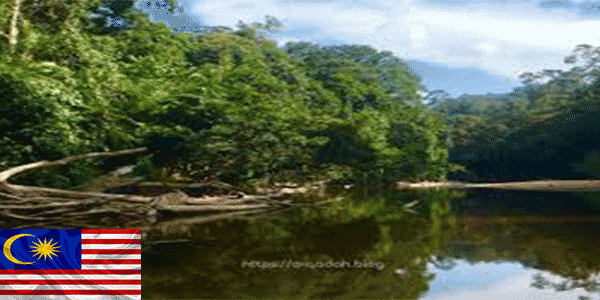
3,186,597,299
139,188,600,299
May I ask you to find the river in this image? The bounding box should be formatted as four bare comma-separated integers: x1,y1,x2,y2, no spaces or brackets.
138,187,600,299
3,185,599,299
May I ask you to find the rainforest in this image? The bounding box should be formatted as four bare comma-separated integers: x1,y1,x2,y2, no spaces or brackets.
1,1,600,299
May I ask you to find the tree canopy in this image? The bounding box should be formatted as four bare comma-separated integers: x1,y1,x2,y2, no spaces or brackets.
0,2,449,188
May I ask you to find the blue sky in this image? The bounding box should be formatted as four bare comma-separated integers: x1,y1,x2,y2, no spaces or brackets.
138,0,600,97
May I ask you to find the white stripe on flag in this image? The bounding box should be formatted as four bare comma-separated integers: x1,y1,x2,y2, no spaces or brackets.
0,285,141,290
81,255,141,259
0,275,141,280
81,265,141,270
2,295,141,300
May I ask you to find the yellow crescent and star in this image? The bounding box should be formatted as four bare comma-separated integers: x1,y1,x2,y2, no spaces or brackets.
3,233,61,265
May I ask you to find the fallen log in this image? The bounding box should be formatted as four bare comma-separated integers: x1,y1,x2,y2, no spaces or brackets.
0,148,301,228
397,180,600,192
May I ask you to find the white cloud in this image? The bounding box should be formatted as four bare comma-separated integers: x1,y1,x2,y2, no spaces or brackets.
410,24,429,40
476,43,497,53
188,0,600,79
275,36,303,47
192,0,281,27
372,5,600,77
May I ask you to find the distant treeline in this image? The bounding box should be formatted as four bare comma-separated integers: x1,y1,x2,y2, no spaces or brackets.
433,50,600,181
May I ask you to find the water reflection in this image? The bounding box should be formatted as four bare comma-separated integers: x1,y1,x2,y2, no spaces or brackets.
142,188,432,299
424,188,600,300
421,261,599,300
136,188,600,298
3,184,596,298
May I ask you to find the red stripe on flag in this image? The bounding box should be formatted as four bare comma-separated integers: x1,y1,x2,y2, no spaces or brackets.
82,259,141,264
81,229,141,234
82,239,141,244
0,290,141,295
1,280,141,285
82,249,141,254
0,270,141,275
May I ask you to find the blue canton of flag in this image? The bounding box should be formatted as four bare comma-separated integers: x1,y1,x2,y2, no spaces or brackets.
0,229,81,270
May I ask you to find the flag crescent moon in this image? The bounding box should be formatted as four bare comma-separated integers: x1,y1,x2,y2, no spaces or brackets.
3,234,36,265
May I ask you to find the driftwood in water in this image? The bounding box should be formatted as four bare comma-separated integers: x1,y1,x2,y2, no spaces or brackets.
397,180,600,192
456,215,600,224
0,148,299,228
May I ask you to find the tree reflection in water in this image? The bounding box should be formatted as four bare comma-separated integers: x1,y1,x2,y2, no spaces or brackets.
430,254,457,271
531,272,600,295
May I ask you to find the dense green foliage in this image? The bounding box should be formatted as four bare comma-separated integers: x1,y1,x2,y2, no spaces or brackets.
4,0,597,186
0,0,448,188
433,44,600,181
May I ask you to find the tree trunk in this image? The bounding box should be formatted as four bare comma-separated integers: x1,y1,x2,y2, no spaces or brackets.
8,0,23,53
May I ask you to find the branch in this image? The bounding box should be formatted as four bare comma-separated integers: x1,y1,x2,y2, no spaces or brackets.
2,184,152,203
0,192,24,201
0,146,301,226
0,211,48,221
157,203,272,212
0,147,148,182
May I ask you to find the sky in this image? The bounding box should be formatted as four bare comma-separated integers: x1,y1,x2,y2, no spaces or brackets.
138,0,600,97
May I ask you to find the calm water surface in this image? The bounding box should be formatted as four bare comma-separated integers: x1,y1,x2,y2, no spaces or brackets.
141,188,600,299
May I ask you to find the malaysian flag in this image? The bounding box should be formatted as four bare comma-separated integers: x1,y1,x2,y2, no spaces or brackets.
0,229,141,299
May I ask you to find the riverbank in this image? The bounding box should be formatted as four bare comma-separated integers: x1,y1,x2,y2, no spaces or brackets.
397,180,600,192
